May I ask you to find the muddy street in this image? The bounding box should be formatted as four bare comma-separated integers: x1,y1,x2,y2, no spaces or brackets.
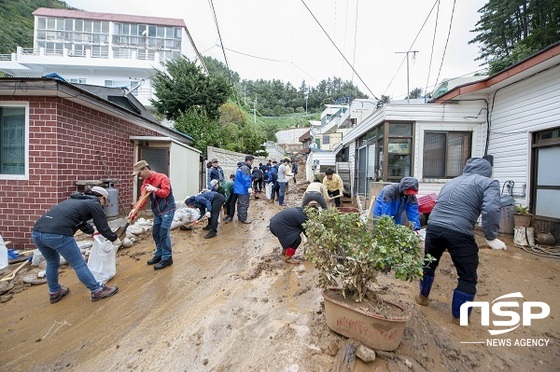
1,184,559,371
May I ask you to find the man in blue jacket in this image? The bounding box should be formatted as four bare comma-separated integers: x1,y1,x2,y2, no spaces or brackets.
373,177,420,230
416,157,506,324
231,155,255,223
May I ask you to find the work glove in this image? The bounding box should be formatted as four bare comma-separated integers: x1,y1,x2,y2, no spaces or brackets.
205,211,211,218
112,238,122,248
486,238,507,250
145,184,158,193
128,209,138,221
248,187,253,194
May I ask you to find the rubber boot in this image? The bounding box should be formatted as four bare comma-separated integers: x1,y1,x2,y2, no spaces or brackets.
416,275,434,306
451,289,475,325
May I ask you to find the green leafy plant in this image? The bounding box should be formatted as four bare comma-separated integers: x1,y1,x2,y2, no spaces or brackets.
514,204,530,214
304,208,429,302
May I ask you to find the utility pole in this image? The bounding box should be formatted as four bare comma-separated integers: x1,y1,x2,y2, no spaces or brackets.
395,50,418,103
253,98,257,124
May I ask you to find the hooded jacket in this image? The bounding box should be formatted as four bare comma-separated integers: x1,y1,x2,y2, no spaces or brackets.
373,177,420,229
428,158,500,239
33,192,117,241
233,162,253,195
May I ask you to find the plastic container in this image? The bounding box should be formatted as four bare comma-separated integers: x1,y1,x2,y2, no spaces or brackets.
417,193,437,214
498,195,515,234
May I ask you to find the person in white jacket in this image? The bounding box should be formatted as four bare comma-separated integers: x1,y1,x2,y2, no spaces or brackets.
416,157,506,323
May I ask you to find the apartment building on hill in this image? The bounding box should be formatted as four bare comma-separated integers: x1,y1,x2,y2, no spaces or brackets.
0,7,206,111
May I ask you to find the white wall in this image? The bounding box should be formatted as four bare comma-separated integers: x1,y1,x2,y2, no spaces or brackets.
170,142,201,200
487,64,560,206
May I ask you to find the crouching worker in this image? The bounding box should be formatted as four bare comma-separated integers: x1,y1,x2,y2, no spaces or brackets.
185,190,225,239
32,186,120,303
269,207,310,264
373,177,420,231
301,181,330,210
416,157,506,324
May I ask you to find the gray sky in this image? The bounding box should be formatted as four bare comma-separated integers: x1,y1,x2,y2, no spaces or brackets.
64,0,488,100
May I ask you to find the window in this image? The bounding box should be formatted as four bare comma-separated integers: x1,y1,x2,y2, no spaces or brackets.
322,135,330,145
0,105,27,178
423,131,471,178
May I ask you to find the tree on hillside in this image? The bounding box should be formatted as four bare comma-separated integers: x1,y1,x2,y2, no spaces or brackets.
0,0,73,54
470,0,560,75
151,57,232,121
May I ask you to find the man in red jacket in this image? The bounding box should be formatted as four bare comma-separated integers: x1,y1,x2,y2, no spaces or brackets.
129,160,176,270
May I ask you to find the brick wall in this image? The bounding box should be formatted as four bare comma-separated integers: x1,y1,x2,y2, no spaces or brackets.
0,96,162,249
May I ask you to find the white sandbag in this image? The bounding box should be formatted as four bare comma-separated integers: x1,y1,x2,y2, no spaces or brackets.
122,237,134,248
87,235,117,284
127,225,145,235
0,235,8,270
265,183,272,199
31,249,45,266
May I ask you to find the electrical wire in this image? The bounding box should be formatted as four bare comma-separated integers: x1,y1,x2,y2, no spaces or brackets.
382,0,440,97
207,0,231,74
424,0,441,98
433,0,457,91
220,46,320,84
299,0,379,100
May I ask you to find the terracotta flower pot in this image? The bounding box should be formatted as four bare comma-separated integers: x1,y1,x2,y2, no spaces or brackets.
513,213,532,228
322,289,409,351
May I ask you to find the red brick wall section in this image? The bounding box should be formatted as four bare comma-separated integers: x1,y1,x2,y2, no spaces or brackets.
0,96,162,249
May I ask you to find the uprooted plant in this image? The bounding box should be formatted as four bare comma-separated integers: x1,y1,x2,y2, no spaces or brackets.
304,208,429,303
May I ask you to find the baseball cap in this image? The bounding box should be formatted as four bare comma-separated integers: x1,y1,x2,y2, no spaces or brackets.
132,160,149,176
210,179,219,187
245,155,255,161
211,158,219,163
90,186,108,199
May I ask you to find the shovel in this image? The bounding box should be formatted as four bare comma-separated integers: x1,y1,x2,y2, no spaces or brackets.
115,192,152,240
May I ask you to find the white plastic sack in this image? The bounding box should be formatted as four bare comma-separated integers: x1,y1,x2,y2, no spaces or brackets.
0,235,8,270
265,183,272,199
87,235,117,285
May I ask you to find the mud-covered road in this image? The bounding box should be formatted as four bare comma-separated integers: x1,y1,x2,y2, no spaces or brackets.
1,184,559,371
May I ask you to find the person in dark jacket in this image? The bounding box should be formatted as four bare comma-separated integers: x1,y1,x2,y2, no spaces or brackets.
231,155,255,223
252,167,263,193
416,157,506,323
213,178,234,223
185,190,225,239
269,207,309,263
32,186,120,304
291,162,298,184
129,160,176,270
207,158,225,189
373,177,421,230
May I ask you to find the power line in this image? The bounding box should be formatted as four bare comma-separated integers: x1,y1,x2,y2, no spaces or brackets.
383,0,441,96
434,0,457,89
207,0,231,73
424,0,441,98
220,46,320,84
299,0,379,100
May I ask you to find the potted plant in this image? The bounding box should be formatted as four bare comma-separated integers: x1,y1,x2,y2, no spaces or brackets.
304,208,428,351
513,204,532,227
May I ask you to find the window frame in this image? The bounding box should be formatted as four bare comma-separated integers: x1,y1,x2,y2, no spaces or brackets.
0,102,29,180
422,130,472,179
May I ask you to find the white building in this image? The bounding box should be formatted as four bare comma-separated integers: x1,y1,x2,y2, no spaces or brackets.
0,8,206,111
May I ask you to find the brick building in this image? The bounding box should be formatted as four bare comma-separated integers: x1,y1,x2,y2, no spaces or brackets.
0,77,200,249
